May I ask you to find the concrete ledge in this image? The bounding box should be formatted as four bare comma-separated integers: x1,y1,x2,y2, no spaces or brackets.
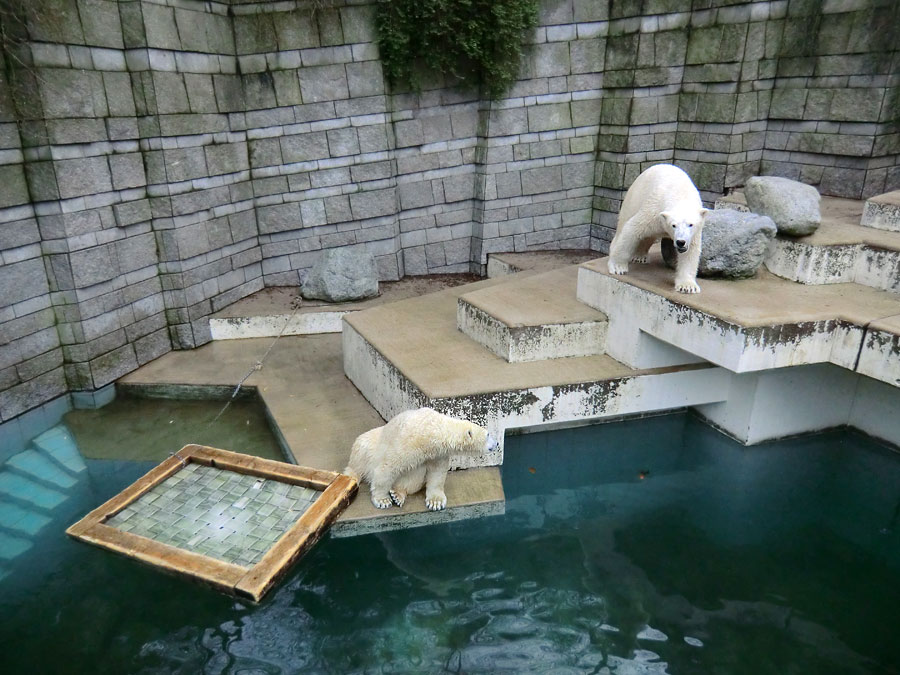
456,267,607,362
764,230,900,293
209,277,481,340
210,311,348,339
331,466,505,538
577,253,900,376
486,251,598,278
861,190,900,232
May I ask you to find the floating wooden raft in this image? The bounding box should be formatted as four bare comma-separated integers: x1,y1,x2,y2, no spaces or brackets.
66,444,357,602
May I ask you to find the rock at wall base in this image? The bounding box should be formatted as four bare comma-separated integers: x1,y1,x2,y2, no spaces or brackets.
301,248,379,303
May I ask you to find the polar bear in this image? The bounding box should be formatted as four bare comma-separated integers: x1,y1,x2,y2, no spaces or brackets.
607,164,709,294
344,408,499,511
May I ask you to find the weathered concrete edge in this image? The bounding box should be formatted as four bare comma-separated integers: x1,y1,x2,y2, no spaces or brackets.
331,493,506,538
857,322,900,387
209,311,348,339
861,197,900,233
765,238,900,292
456,296,608,363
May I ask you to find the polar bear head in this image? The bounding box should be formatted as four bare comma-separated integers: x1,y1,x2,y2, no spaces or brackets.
452,420,500,458
661,207,709,254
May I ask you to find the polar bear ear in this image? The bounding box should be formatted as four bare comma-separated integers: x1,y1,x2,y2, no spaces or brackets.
699,208,710,219
660,211,675,227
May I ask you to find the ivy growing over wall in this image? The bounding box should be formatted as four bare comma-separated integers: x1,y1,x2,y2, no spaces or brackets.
375,0,539,99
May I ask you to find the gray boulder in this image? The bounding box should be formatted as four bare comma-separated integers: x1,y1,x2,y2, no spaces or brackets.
662,209,777,279
744,176,821,236
301,248,379,302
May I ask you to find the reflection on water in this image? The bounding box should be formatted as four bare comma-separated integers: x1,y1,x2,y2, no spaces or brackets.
1,413,899,674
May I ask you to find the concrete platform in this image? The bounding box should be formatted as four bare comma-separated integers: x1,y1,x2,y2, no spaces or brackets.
457,267,608,362
577,252,900,446
577,251,900,382
344,270,732,467
486,250,599,277
861,190,900,232
117,334,504,538
209,275,480,339
717,193,900,292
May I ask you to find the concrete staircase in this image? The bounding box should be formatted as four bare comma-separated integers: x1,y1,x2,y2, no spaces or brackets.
0,426,87,581
346,191,900,456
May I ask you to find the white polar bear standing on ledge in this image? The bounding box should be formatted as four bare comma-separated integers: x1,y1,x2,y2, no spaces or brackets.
345,408,499,512
608,164,709,294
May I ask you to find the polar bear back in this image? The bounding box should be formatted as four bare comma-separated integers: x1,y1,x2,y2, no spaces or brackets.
618,164,703,231
379,408,487,463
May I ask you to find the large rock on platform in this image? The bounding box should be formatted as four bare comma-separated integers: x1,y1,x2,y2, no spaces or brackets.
744,176,821,236
301,248,379,302
662,209,777,279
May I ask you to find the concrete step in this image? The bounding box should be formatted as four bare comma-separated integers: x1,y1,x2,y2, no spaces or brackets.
457,267,607,363
0,531,32,562
31,426,87,474
716,193,900,293
486,250,599,278
0,472,68,511
0,499,52,537
5,449,78,489
861,190,900,232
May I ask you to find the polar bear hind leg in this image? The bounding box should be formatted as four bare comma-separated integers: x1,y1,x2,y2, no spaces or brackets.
631,236,655,264
389,465,426,507
369,465,397,509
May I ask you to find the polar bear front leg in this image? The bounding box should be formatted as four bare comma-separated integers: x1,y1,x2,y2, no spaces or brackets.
607,216,643,275
423,457,450,511
369,466,397,509
674,232,702,294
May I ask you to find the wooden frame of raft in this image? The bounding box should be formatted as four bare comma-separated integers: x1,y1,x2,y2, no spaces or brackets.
66,444,358,602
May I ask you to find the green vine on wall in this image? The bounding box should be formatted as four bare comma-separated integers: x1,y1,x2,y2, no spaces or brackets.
375,0,538,99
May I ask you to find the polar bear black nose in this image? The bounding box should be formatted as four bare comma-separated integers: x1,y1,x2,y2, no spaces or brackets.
676,239,686,248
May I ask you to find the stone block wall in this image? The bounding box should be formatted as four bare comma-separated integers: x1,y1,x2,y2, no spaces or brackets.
0,0,897,424
591,0,899,245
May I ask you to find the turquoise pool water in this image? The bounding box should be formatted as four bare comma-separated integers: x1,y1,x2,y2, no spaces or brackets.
1,413,898,673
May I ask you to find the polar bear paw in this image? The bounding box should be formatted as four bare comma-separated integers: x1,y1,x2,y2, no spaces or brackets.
389,490,407,507
608,260,629,275
425,493,447,511
675,279,701,294
372,495,393,509
631,255,648,264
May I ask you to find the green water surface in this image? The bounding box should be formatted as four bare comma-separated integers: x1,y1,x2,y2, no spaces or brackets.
1,413,898,674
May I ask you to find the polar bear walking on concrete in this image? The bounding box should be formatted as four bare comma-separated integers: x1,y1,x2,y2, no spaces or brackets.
345,408,499,512
608,164,709,294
